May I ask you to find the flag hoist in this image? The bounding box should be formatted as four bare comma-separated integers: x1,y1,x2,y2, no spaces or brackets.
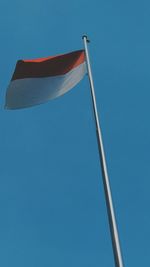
5,36,125,267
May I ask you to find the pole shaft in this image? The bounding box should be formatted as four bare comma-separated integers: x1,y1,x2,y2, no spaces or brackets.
82,35,124,267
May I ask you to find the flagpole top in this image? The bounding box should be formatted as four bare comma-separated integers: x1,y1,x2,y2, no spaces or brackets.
82,35,90,43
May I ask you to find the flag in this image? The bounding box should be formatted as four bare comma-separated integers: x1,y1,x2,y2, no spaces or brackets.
5,50,86,109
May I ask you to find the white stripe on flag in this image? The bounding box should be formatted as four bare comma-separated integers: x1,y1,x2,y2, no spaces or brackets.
5,62,86,109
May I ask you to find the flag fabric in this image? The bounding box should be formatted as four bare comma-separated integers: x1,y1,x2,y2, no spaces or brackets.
5,50,86,109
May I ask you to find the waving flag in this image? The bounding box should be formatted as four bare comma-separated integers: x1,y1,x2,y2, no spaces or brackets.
5,50,86,109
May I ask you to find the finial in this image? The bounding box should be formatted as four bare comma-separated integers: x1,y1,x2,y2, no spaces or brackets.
82,34,90,43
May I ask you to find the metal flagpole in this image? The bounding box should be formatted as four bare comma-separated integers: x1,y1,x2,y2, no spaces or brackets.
82,35,124,267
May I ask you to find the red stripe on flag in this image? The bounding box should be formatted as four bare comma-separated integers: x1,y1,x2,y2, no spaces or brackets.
12,50,85,80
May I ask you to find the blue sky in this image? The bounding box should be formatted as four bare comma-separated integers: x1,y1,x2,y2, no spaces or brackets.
0,0,150,266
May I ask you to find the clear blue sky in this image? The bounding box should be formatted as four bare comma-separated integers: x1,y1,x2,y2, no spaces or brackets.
0,0,150,266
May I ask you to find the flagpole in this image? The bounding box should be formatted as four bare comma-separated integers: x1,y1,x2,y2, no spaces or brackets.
82,35,124,267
